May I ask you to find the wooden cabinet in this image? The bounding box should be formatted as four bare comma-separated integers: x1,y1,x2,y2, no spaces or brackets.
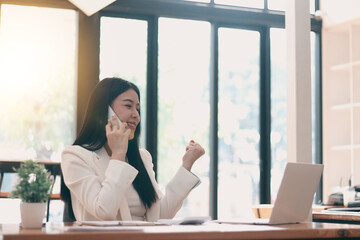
323,18,360,200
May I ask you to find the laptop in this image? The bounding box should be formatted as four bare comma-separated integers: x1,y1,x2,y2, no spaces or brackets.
217,162,324,225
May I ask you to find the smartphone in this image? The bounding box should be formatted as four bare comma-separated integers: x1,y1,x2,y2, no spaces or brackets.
108,106,122,126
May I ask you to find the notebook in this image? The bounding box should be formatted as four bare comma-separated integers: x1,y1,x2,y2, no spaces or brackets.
217,162,324,225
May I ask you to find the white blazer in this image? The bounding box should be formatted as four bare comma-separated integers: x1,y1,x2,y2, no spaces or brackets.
61,145,200,222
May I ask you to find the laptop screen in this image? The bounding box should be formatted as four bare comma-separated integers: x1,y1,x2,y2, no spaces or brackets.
269,162,323,225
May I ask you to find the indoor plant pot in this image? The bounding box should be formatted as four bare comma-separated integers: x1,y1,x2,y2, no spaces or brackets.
20,202,47,228
11,160,52,229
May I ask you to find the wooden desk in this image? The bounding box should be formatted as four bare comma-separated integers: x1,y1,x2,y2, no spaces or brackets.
3,222,360,240
252,204,332,219
313,211,360,224
252,204,360,224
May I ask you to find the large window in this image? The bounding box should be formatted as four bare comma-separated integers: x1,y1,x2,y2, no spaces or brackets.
270,28,318,201
0,4,77,223
0,5,77,162
269,28,287,201
100,17,148,147
158,18,211,217
218,28,260,218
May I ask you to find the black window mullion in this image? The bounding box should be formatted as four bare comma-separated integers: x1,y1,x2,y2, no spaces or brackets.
146,16,159,176
314,31,323,203
259,26,271,204
315,0,320,11
210,22,219,220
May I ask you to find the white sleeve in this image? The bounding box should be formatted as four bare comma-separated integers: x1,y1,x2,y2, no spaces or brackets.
61,146,138,220
160,166,200,219
131,149,201,220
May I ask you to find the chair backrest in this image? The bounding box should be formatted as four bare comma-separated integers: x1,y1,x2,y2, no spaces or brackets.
63,199,76,222
0,161,61,196
60,170,76,222
0,160,61,221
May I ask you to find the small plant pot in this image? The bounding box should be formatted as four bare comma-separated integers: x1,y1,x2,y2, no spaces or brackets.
20,202,47,229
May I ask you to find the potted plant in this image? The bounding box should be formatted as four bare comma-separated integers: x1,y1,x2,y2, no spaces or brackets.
11,160,53,229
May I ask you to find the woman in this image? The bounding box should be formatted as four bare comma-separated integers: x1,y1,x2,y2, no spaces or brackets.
61,77,205,222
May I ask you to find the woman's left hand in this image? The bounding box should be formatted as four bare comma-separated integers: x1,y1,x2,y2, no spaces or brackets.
182,140,205,171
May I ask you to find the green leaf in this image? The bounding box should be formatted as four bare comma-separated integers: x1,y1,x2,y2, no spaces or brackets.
10,160,52,203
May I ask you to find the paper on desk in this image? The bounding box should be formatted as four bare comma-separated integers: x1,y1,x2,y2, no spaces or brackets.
77,220,162,226
62,221,164,232
63,217,211,231
65,225,145,231
77,216,211,227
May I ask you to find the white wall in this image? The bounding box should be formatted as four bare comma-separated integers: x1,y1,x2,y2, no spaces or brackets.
321,0,360,26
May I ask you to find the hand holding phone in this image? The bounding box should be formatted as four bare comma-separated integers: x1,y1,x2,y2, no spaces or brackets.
108,106,122,127
106,106,130,161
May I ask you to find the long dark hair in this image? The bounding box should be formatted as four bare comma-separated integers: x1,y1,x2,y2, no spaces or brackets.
61,77,157,221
